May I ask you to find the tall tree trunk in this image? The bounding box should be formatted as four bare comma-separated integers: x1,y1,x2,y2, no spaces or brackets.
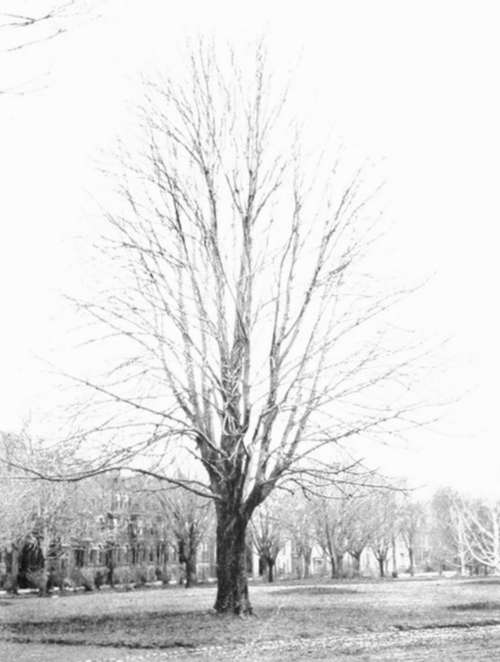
107,549,115,588
457,517,467,576
303,549,312,578
213,504,252,614
185,554,196,588
334,552,344,579
408,547,415,576
160,543,169,585
378,556,385,578
493,511,500,573
38,530,50,596
267,557,275,583
7,544,19,594
391,536,398,578
328,552,336,579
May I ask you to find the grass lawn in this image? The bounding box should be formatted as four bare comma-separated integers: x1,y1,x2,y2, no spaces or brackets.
1,577,500,660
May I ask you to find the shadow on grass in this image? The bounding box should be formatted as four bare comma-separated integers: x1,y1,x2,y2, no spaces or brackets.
0,609,263,650
270,587,358,596
463,579,500,586
0,635,197,650
448,602,500,611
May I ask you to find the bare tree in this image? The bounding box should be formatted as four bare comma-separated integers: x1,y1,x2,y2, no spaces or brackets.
250,496,285,582
280,494,318,579
399,499,426,576
454,496,500,574
0,431,97,593
429,488,470,575
368,489,398,578
344,489,381,577
157,484,212,588
41,40,428,614
313,489,363,579
312,484,376,578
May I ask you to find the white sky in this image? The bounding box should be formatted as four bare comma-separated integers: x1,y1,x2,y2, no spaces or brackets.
0,0,499,495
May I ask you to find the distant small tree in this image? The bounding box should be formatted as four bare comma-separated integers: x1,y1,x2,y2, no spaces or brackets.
157,485,211,588
284,497,317,579
454,496,500,574
313,490,352,579
250,497,285,582
429,488,470,575
399,500,426,576
345,492,377,577
368,490,398,578
0,431,100,594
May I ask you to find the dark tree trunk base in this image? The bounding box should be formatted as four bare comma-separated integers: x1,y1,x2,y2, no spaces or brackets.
214,586,253,615
267,559,275,583
185,557,196,588
214,504,252,615
351,553,361,578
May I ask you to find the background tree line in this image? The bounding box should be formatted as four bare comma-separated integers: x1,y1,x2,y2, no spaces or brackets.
3,430,499,596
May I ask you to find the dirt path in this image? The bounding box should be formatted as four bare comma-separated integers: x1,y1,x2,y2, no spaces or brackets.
3,623,500,661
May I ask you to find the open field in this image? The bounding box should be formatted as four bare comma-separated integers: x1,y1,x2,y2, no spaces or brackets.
2,577,500,660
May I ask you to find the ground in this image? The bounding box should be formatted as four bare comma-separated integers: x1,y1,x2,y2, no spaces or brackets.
1,576,500,660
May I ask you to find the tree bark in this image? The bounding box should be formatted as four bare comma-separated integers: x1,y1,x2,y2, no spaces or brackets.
213,504,252,614
7,544,19,594
267,558,275,583
38,531,50,596
105,545,115,588
408,547,415,576
178,538,197,588
391,536,398,578
334,552,344,579
303,549,312,578
378,556,385,578
328,553,336,579
184,554,196,588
